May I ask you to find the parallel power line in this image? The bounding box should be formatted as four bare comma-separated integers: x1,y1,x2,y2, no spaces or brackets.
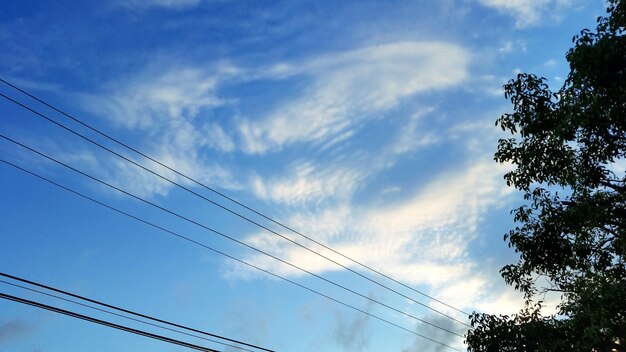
0,77,471,322
0,277,269,352
0,159,464,352
0,292,222,352
0,135,464,339
0,280,262,352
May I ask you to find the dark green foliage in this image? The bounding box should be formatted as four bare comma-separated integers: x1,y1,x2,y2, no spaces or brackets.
466,1,626,350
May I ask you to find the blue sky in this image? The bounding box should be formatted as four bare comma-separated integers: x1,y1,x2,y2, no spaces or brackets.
0,1,608,351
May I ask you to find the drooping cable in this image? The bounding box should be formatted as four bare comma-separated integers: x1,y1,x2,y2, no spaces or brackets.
0,80,471,321
0,292,222,352
0,279,262,352
0,134,464,338
0,158,464,352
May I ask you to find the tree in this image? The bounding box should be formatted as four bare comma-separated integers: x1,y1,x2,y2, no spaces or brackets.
466,1,626,351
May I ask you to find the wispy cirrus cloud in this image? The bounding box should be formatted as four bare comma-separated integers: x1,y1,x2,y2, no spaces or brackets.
74,41,470,198
70,42,514,320
244,106,444,208
77,65,240,197
87,67,225,130
226,159,512,295
387,107,440,155
224,144,520,321
238,41,470,154
251,161,366,205
477,0,573,28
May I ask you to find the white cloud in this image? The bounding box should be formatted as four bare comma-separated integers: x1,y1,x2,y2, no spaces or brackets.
543,58,558,68
478,0,572,28
238,41,470,154
251,161,365,205
226,159,513,309
475,287,526,315
245,107,506,211
498,41,514,54
498,39,527,54
79,66,240,197
88,67,223,130
388,107,440,155
64,38,521,319
223,111,518,317
105,158,173,197
200,123,235,153
245,106,448,208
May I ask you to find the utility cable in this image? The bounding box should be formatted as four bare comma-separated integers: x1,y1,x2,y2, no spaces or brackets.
0,90,469,325
0,80,471,321
0,292,222,352
0,279,261,352
0,134,464,338
0,159,464,352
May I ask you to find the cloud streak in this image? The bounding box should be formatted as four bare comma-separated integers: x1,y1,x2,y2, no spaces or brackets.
77,65,240,197
87,67,224,130
251,161,365,205
69,38,520,319
239,41,469,154
477,0,572,28
227,159,512,311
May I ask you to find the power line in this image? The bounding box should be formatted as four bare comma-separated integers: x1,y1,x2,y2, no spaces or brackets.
0,78,471,321
0,90,469,326
0,292,222,352
0,159,464,352
0,134,464,338
0,279,263,352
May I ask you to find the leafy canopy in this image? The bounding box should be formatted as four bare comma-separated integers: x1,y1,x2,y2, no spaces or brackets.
466,1,626,351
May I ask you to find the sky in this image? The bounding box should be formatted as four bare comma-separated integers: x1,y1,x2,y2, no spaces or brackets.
0,1,610,351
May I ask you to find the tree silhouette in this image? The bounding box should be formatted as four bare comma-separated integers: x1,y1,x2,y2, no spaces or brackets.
466,1,626,350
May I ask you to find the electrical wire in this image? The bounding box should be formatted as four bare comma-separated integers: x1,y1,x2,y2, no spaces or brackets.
0,279,263,352
0,134,464,338
0,292,222,352
0,90,469,325
0,79,471,321
0,158,464,352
